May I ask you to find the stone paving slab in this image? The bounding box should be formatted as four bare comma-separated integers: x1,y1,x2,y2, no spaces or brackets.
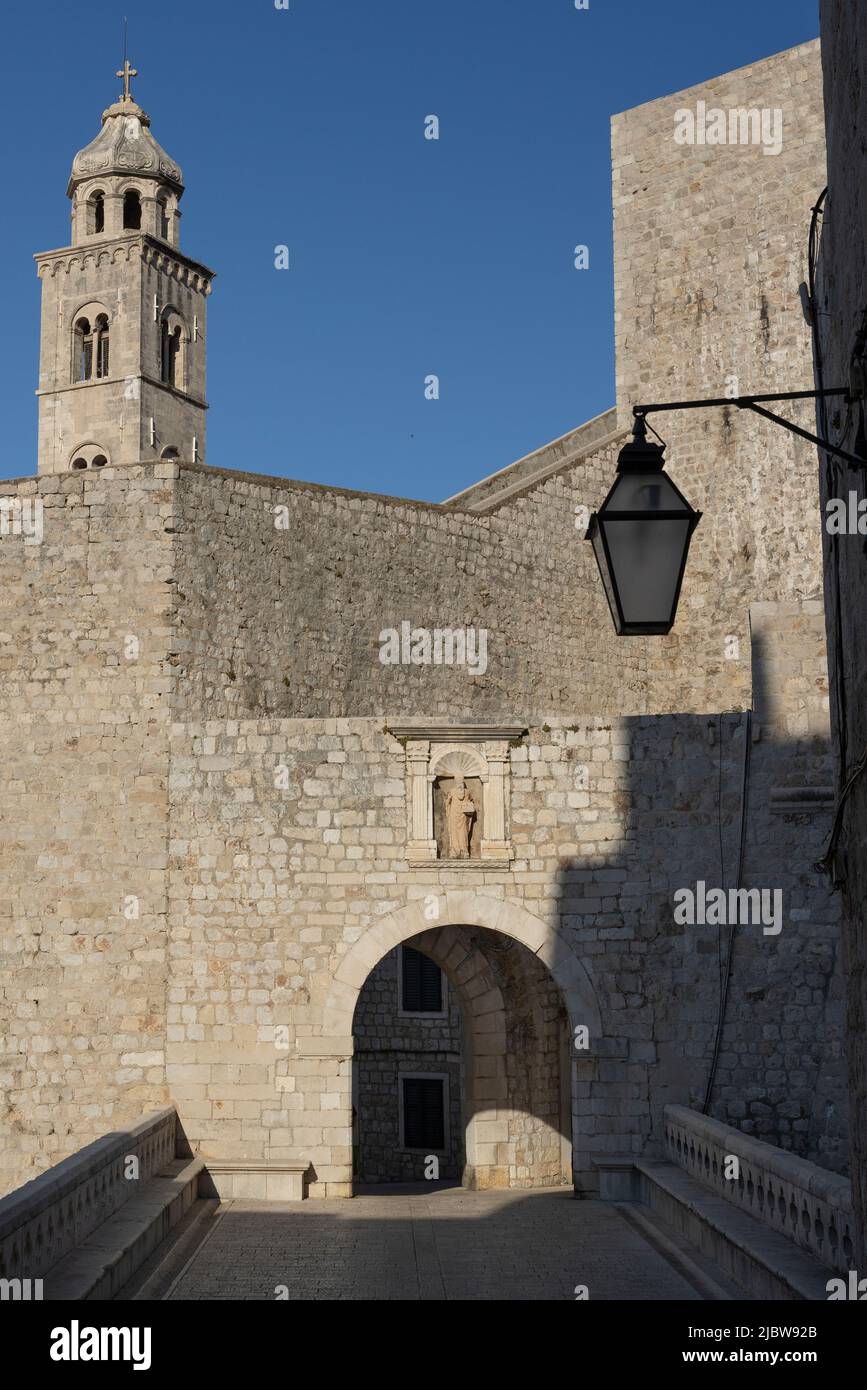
164,1186,710,1301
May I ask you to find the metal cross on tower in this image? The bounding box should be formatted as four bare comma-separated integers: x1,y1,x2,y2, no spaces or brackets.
116,57,138,102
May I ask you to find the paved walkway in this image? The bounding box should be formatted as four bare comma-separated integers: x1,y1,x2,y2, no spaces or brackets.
158,1185,730,1301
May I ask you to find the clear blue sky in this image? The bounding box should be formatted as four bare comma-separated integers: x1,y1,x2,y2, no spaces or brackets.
1,0,820,497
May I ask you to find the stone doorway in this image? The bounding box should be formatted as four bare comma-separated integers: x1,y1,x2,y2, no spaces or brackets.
312,893,602,1198
351,925,573,1192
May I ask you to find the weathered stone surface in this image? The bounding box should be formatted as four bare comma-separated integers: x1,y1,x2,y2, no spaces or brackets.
0,40,850,1209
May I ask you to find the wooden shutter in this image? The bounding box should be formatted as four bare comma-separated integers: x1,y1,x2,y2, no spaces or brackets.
402,947,443,1012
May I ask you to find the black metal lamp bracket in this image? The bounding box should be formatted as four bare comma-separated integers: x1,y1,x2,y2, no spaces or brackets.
632,388,865,469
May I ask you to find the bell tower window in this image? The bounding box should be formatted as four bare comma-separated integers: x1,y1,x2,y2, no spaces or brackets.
123,190,142,230
74,318,93,382
73,309,110,383
94,314,110,378
160,314,185,389
68,444,110,470
86,191,105,235
157,196,170,240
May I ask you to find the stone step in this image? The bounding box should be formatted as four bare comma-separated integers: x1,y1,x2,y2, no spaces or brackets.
43,1157,205,1301
635,1159,835,1301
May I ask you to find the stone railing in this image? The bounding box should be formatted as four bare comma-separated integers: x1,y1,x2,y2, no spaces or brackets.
0,1107,178,1282
664,1105,854,1275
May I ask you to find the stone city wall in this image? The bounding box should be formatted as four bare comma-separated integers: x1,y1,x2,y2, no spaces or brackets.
0,39,846,1201
161,710,844,1196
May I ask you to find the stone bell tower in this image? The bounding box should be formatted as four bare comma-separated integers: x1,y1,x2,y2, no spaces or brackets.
34,60,215,475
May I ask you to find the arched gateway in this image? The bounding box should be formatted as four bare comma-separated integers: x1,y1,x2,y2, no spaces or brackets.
297,894,601,1197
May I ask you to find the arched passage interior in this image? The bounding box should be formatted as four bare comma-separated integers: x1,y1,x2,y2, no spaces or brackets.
352,924,572,1190
323,894,602,1196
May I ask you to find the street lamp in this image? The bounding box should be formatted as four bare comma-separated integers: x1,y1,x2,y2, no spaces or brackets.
586,414,701,635
588,388,864,636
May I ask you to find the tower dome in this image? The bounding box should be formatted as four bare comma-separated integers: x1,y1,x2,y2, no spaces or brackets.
67,63,183,198
66,60,186,247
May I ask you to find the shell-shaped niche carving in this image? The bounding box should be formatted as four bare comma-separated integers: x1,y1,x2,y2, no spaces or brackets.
429,745,487,779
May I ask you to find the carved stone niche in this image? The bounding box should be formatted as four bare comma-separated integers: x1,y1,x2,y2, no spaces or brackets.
389,724,526,865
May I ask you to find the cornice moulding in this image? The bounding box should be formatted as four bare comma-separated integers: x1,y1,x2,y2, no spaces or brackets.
386,722,528,742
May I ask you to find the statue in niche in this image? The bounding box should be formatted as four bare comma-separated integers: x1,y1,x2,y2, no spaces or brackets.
445,775,477,858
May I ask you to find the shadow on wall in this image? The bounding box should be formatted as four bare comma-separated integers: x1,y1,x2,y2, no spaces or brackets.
546,649,845,1181
344,652,845,1202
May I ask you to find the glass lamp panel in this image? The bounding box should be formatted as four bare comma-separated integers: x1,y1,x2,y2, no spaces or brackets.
590,524,620,625
606,470,687,514
600,516,693,629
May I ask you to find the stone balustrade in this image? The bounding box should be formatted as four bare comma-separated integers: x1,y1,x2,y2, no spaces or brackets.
0,1107,178,1282
664,1105,854,1275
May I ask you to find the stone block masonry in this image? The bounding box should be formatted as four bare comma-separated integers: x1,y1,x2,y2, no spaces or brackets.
159,713,843,1196
0,38,848,1203
612,39,827,712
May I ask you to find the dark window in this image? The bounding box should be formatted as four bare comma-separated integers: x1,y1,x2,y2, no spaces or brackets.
402,1077,445,1150
401,947,443,1013
160,319,170,382
74,318,92,382
158,198,170,239
169,326,181,385
123,190,141,229
71,457,87,470
95,315,109,378
91,192,105,234
161,320,182,387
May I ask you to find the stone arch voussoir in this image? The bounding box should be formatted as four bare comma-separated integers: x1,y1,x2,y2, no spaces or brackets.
329,893,601,1044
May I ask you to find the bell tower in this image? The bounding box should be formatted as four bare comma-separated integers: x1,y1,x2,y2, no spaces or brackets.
35,60,214,475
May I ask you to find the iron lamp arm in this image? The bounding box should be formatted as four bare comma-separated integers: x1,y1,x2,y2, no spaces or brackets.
632,388,864,468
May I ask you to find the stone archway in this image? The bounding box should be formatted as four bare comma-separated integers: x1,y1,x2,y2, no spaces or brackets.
306,894,601,1196
326,893,601,1040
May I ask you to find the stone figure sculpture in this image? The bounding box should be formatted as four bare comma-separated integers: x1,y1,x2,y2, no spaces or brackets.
445,776,476,858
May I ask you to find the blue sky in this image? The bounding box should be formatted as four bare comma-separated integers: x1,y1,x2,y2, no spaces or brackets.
1,0,820,497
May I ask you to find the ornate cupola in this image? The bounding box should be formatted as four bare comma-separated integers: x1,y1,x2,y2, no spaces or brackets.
34,60,215,475
67,60,184,246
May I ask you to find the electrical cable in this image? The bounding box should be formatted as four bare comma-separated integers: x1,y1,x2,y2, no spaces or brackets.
702,707,753,1115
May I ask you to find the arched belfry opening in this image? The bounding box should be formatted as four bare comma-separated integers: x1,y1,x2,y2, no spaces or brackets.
160,311,186,389
122,188,142,229
351,921,576,1193
87,189,105,234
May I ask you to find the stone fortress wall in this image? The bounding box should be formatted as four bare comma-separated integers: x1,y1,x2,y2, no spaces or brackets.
0,37,848,1197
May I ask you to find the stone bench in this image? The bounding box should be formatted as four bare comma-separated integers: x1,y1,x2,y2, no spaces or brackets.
198,1161,311,1202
